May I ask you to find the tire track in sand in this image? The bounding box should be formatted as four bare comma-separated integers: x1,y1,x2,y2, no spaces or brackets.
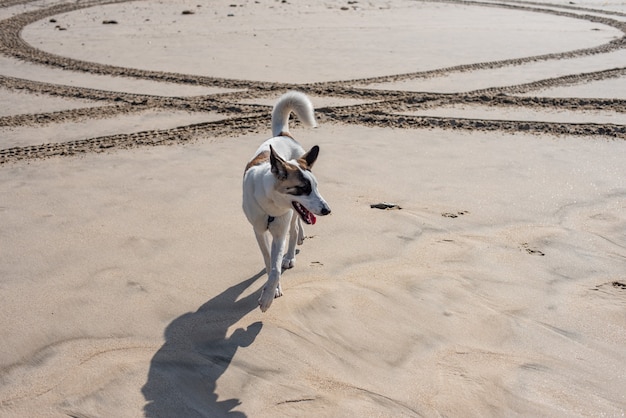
0,0,624,164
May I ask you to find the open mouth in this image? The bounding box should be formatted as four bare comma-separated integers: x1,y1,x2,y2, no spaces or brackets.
292,201,316,225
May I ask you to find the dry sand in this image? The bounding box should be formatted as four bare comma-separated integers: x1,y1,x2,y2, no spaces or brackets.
1,0,625,417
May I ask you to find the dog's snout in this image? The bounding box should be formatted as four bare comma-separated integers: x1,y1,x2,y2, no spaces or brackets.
321,207,331,216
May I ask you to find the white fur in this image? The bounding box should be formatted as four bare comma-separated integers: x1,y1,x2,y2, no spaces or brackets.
243,92,330,312
271,91,317,137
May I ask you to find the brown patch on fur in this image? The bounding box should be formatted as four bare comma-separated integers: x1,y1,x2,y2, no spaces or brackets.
278,131,295,140
244,150,270,173
296,157,310,171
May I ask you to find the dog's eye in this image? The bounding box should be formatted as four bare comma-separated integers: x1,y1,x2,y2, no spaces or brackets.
288,180,311,196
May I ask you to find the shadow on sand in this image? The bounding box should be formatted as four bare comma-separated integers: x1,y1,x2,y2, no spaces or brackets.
142,271,264,417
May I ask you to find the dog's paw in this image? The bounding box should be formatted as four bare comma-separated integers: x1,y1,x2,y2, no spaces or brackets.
282,256,296,270
258,283,283,312
258,289,274,312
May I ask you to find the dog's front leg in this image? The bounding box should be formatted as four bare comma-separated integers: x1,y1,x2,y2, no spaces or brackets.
296,217,305,245
254,229,271,274
259,218,289,312
282,211,298,270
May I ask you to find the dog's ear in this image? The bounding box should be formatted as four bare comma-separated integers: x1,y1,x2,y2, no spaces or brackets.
299,145,319,170
269,145,288,180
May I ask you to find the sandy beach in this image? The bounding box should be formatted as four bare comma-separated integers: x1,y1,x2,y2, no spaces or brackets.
1,0,625,416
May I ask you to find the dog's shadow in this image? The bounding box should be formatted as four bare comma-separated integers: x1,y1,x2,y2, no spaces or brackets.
142,271,264,417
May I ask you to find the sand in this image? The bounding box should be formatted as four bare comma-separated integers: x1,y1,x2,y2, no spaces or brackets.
1,0,625,417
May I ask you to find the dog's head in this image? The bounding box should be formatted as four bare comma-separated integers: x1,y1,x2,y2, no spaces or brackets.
269,145,331,225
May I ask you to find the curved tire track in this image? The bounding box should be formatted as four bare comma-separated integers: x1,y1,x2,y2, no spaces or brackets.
0,114,267,164
0,0,625,164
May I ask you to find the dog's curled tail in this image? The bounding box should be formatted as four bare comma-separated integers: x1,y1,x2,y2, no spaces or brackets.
271,91,317,137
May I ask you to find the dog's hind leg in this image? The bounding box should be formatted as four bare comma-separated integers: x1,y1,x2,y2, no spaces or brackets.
282,212,299,270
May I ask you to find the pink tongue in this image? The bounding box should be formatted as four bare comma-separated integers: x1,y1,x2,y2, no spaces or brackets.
307,212,317,225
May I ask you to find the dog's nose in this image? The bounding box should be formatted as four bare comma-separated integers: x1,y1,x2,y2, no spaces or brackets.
321,207,331,216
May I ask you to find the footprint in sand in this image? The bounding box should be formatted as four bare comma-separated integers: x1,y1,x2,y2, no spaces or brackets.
520,243,545,256
442,210,469,218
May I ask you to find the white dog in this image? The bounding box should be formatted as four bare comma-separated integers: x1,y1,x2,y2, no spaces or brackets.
242,91,331,312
